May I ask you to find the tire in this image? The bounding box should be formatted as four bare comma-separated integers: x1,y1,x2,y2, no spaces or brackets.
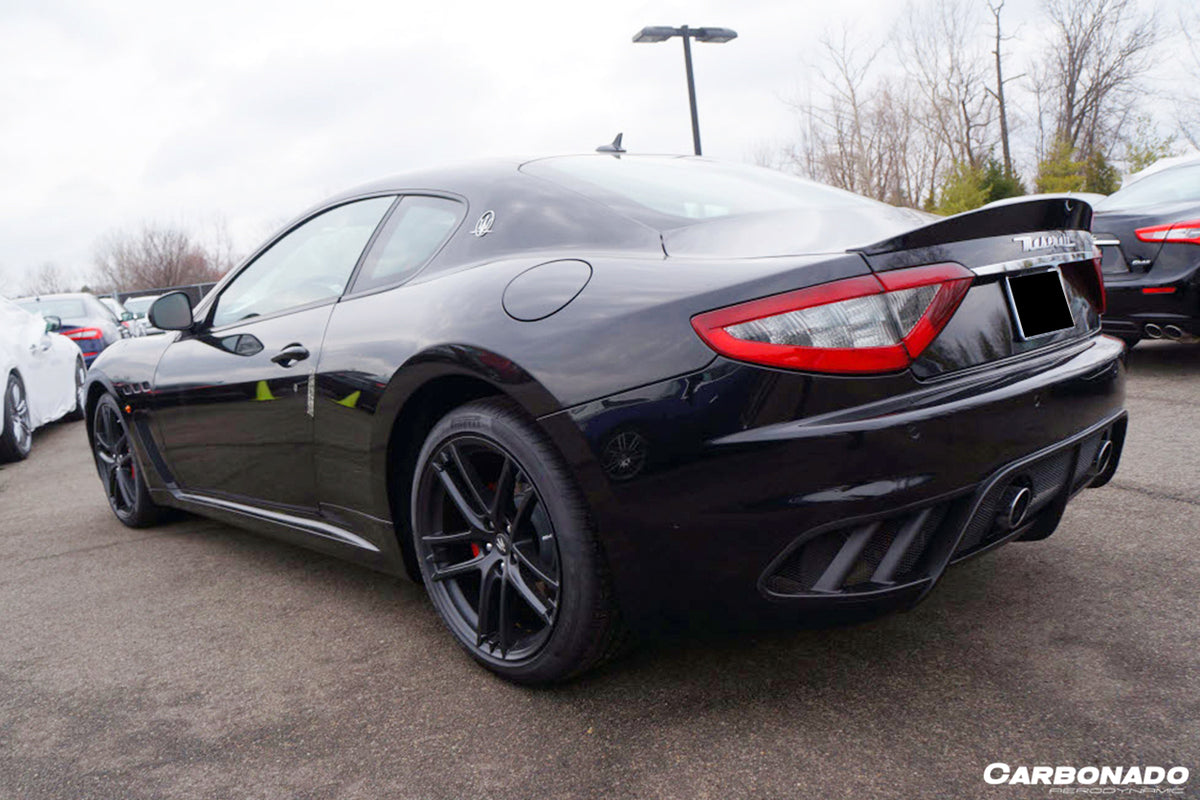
91,393,165,528
1117,335,1140,351
63,358,87,421
410,397,629,684
0,373,33,462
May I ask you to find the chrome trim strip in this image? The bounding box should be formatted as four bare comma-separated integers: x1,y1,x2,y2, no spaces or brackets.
1093,238,1121,247
971,249,1095,277
172,492,382,553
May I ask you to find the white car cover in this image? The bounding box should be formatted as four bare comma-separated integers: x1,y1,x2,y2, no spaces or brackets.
0,297,82,435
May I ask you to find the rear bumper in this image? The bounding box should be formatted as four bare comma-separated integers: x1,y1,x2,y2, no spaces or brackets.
1101,266,1200,338
540,335,1127,627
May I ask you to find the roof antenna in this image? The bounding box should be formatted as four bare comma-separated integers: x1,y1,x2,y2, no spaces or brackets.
596,133,625,154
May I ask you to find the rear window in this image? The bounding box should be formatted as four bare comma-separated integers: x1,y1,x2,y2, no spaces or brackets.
522,156,882,223
1096,165,1200,211
17,298,88,320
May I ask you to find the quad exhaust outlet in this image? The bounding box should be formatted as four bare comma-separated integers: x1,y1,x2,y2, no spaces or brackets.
1144,323,1164,339
1163,324,1185,340
998,484,1032,530
1094,439,1114,475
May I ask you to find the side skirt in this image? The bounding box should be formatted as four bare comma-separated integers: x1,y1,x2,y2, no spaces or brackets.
152,488,403,575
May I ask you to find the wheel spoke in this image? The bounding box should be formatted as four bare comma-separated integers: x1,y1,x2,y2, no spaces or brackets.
490,457,515,524
115,467,135,508
96,409,114,449
104,463,120,504
510,489,537,533
513,544,559,589
421,529,478,545
429,551,489,582
476,561,502,647
434,461,490,532
447,443,489,515
496,565,511,655
509,564,554,624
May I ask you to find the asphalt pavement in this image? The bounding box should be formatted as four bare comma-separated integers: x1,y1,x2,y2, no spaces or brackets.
0,341,1196,799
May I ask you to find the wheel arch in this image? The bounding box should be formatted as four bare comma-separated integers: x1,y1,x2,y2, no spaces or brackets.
82,373,118,447
1,366,22,437
371,346,562,581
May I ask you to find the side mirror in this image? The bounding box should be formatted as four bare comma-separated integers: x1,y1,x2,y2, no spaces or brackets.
120,311,135,322
148,292,195,331
44,315,62,333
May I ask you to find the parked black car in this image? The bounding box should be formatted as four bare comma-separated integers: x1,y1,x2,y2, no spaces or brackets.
16,292,130,366
82,156,1126,683
1092,160,1200,346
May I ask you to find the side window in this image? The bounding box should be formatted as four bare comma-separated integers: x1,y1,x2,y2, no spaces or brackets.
351,196,463,293
212,197,394,328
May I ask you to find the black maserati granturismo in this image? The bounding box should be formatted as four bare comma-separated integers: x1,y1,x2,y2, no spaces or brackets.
1091,159,1200,346
83,155,1126,682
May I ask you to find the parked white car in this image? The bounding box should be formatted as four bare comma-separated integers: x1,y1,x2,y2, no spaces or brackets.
0,297,87,461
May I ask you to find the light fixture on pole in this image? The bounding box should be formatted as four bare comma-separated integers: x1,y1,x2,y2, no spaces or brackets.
632,25,738,156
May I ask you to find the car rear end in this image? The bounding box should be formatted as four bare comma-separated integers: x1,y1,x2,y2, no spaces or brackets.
1092,164,1200,343
1094,206,1200,342
537,188,1125,627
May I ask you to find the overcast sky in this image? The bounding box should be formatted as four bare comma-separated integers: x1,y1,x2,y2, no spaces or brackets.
0,0,1185,293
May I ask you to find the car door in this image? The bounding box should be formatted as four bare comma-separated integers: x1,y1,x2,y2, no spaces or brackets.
151,196,396,512
0,300,55,425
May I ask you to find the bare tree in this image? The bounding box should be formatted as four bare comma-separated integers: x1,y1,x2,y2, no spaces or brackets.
1178,9,1200,150
93,224,228,294
1038,0,1158,159
782,30,939,208
897,0,996,170
21,262,73,296
986,0,1020,176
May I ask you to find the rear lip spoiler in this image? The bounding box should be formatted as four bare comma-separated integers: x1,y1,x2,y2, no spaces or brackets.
855,197,1094,257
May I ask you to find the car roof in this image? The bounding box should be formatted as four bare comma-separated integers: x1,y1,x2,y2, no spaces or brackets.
15,292,95,302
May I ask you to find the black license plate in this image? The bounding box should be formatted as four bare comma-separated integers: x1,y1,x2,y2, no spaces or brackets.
1006,268,1075,339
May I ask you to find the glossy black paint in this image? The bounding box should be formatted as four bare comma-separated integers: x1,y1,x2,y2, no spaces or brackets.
1093,194,1200,340
83,156,1127,629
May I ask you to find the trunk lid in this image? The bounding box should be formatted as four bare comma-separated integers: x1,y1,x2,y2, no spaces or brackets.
856,198,1104,379
1091,200,1198,275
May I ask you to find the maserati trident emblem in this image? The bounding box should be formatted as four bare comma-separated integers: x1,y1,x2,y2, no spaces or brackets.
473,210,495,237
1012,232,1074,252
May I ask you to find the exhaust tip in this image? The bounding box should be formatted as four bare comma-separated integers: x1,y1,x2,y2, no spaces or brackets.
998,484,1032,530
1145,323,1164,339
1094,439,1114,475
1163,324,1185,340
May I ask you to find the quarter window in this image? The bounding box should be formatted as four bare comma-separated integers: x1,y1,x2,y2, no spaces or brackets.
212,197,394,328
352,196,463,293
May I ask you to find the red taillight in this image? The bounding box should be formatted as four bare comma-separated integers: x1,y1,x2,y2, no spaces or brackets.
63,327,103,341
690,263,974,374
1135,219,1200,245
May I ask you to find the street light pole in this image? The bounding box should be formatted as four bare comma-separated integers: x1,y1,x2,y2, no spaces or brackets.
633,25,738,157
679,26,702,156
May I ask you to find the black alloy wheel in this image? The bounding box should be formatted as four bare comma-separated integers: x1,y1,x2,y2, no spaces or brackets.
91,394,163,527
0,374,33,462
412,398,627,683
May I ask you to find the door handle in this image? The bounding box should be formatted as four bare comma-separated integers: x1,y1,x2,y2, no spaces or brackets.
270,343,310,368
